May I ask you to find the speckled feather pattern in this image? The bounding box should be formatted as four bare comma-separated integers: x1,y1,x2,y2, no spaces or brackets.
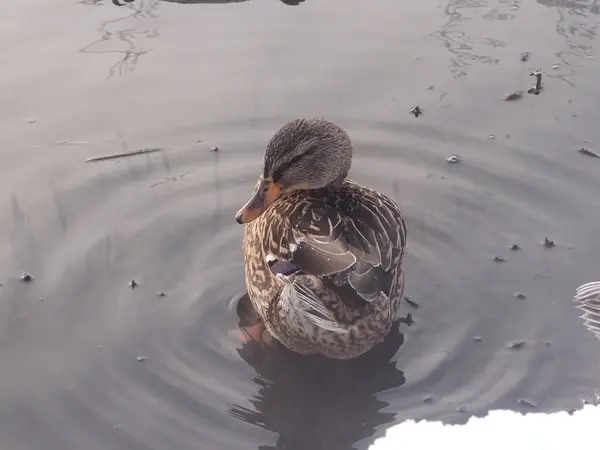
242,179,407,359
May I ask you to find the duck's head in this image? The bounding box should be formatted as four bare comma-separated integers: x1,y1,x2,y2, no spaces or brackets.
235,118,352,224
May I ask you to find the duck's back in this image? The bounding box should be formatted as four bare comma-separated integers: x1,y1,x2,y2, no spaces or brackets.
243,180,407,357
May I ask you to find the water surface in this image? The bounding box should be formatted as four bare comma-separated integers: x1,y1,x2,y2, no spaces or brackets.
1,1,600,449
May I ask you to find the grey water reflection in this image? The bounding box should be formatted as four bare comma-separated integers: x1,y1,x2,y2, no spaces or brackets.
160,0,305,5
229,295,407,450
433,0,520,78
536,0,599,86
79,0,159,78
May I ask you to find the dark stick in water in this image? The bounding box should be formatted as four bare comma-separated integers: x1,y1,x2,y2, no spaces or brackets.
85,148,164,162
528,70,542,95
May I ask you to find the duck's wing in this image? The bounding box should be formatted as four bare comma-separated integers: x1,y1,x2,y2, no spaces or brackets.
574,281,600,340
266,187,406,305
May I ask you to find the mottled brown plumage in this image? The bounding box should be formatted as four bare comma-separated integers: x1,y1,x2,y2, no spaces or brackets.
236,118,407,359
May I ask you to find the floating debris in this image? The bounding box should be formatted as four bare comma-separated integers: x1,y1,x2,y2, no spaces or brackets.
400,312,414,326
446,155,461,164
136,356,146,362
55,140,89,145
425,85,435,90
20,272,33,282
39,297,44,302
572,113,578,117
520,52,531,62
404,295,419,308
527,70,543,95
552,64,560,69
473,336,483,342
504,90,524,101
86,147,163,163
515,293,527,300
27,118,37,123
544,341,551,347
457,406,469,413
587,55,595,60
209,146,219,152
542,237,555,248
493,255,505,262
157,291,166,297
423,395,434,404
488,134,496,140
577,147,600,158
518,398,539,409
129,280,138,289
510,244,521,251
409,105,423,118
503,133,511,139
510,339,527,349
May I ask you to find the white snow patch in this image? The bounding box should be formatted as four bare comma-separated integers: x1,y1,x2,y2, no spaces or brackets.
370,405,600,450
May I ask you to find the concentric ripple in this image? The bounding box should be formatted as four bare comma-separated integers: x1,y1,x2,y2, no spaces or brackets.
2,115,600,450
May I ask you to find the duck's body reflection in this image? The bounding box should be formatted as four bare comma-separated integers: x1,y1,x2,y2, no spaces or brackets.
229,293,407,450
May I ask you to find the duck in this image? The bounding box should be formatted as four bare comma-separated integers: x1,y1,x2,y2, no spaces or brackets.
234,117,407,359
574,282,600,340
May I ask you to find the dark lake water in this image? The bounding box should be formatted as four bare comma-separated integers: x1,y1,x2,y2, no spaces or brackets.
2,1,600,449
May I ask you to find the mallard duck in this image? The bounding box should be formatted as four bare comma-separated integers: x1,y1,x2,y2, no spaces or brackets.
574,282,600,340
234,118,407,359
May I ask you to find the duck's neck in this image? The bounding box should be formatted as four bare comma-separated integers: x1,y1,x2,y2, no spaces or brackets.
328,172,348,190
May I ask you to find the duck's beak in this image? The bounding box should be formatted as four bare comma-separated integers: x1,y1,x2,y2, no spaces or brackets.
235,177,281,224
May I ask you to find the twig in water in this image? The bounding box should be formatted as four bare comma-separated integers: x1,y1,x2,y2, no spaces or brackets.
528,70,543,95
85,147,164,162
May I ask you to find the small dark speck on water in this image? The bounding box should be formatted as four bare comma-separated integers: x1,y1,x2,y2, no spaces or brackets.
209,146,219,152
510,340,527,349
518,398,539,409
520,52,531,62
544,341,551,347
425,85,435,90
493,255,505,262
157,291,166,297
473,336,483,342
404,295,420,308
515,293,527,300
423,396,434,404
457,406,469,413
409,105,423,118
510,244,521,251
400,312,414,327
129,280,138,289
39,297,44,302
20,273,33,282
113,425,120,431
543,237,555,248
